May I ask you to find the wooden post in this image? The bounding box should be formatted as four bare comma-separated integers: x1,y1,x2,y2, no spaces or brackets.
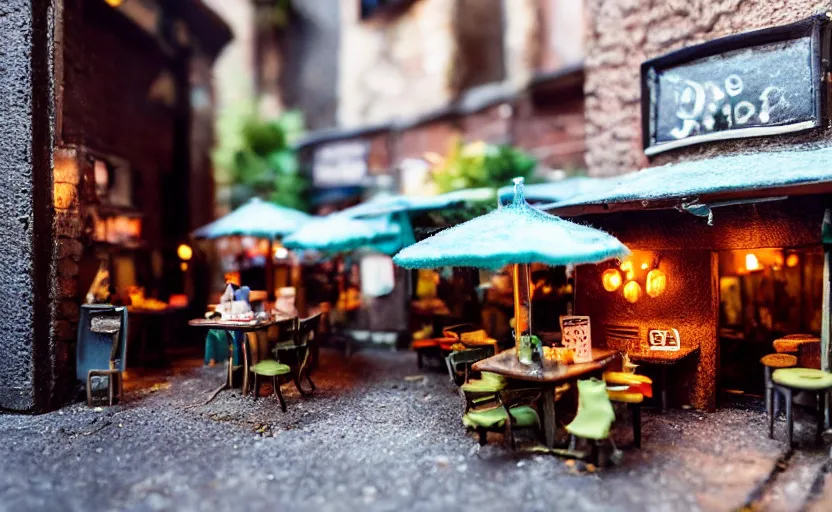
512,262,532,351
266,238,275,302
821,209,831,427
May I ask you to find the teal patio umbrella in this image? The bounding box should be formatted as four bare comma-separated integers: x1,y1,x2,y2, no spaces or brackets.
192,197,310,239
393,177,630,359
283,212,411,256
192,197,311,300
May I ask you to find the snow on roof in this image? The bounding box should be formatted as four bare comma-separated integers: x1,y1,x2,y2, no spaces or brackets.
543,145,832,211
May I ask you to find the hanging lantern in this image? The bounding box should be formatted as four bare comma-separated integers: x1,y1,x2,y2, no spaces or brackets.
745,253,760,272
602,269,622,292
786,253,799,268
620,260,634,280
623,281,642,303
646,269,667,298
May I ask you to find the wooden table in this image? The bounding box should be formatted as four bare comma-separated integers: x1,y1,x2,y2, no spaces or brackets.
627,347,700,412
188,317,294,403
473,347,618,448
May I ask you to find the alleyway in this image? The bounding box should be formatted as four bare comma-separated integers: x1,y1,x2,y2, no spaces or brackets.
0,349,830,512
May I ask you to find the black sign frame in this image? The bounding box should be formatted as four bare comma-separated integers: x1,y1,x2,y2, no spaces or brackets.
641,15,829,156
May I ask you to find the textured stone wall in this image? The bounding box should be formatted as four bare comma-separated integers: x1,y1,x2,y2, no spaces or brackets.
0,0,57,412
338,0,458,127
584,0,832,176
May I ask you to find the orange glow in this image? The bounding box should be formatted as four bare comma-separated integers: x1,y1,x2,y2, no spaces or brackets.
105,0,123,6
640,262,649,271
646,269,667,298
745,253,760,272
180,262,189,272
602,269,622,292
623,281,642,303
620,260,634,280
224,272,241,286
786,253,799,268
177,244,193,261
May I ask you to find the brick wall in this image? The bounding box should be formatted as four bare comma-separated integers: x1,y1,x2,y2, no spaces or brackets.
61,0,176,247
514,92,585,171
584,0,832,176
396,119,461,160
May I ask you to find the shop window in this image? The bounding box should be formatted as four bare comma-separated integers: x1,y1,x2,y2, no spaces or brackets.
718,247,824,395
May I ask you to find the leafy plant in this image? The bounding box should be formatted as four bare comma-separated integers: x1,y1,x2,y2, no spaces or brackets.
216,111,309,211
431,139,537,194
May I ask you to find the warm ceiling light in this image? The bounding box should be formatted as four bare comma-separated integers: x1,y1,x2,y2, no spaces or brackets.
640,262,649,271
105,0,123,6
786,253,799,268
602,269,622,292
623,281,642,303
745,253,760,272
274,247,289,259
177,244,193,261
646,269,667,298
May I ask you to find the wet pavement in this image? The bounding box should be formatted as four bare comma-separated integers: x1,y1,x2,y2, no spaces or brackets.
0,348,830,512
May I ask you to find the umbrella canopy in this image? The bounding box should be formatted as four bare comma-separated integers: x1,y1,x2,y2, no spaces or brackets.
283,213,410,255
344,188,496,219
192,197,310,240
393,178,630,270
497,177,609,205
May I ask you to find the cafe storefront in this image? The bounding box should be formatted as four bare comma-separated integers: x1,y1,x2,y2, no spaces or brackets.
549,16,832,412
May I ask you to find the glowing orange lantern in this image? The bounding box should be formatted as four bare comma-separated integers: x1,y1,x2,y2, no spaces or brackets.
602,269,622,292
645,269,667,298
786,253,799,268
623,281,642,303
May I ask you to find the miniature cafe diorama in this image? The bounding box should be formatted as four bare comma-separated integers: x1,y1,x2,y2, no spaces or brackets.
80,15,832,463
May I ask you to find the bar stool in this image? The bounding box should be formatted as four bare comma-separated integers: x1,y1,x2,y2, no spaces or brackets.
761,354,797,418
769,368,832,447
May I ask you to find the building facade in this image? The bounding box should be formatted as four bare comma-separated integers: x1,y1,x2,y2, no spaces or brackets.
0,0,230,413
558,1,832,412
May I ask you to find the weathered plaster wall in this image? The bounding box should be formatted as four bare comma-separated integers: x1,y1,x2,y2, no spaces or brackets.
0,0,57,412
584,0,832,176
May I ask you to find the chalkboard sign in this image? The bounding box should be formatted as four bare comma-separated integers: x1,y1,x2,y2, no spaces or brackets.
641,16,827,156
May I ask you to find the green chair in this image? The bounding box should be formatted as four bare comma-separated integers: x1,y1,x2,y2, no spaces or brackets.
274,314,320,396
769,368,832,447
445,347,495,387
566,378,616,463
249,317,295,411
461,388,542,449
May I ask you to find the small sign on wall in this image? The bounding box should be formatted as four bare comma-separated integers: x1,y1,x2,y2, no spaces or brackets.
648,328,681,351
561,316,592,363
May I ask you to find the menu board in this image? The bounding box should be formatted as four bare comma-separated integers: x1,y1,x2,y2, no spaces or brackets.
561,316,592,363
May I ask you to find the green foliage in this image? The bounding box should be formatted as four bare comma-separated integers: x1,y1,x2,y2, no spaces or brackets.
431,140,537,194
218,111,309,211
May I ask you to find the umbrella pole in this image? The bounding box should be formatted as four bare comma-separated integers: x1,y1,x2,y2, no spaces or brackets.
266,238,275,302
513,263,533,363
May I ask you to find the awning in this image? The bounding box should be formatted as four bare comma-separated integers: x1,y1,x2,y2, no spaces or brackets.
543,146,832,215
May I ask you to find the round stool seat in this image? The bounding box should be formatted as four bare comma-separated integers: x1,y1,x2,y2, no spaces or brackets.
772,368,832,390
761,353,798,369
773,334,820,354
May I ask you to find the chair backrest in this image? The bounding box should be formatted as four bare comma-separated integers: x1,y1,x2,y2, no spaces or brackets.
446,347,494,385
76,305,128,381
298,313,322,346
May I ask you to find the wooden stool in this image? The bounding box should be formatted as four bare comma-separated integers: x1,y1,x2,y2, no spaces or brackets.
769,368,832,447
761,353,797,419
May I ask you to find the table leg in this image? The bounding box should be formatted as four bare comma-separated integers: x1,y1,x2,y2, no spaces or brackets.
223,330,235,388
241,332,250,397
661,366,668,413
542,385,556,449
